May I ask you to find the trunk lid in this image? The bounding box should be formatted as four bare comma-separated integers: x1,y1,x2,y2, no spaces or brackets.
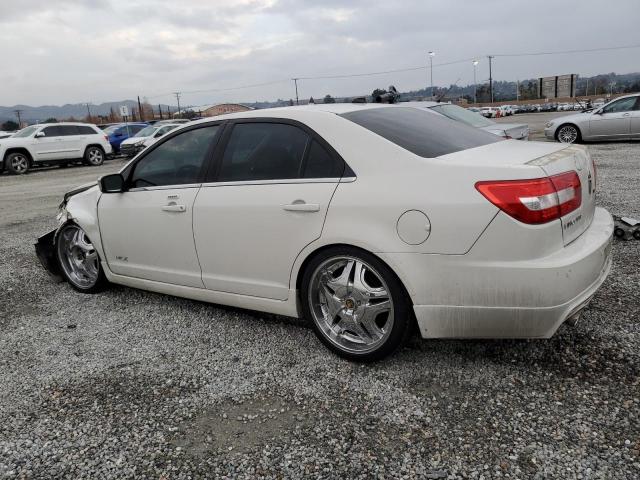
527,145,596,245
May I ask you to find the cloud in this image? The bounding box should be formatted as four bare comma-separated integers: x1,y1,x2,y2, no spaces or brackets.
0,0,638,106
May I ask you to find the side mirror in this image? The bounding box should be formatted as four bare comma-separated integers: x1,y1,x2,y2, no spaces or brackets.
154,132,163,138
99,173,125,193
35,131,45,138
594,109,604,115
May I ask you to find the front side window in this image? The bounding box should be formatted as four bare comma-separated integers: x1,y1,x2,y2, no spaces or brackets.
218,123,309,182
42,126,63,137
130,126,219,188
602,97,637,113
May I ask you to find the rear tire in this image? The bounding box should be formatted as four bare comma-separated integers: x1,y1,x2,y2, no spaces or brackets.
300,246,413,362
84,146,105,166
5,152,31,175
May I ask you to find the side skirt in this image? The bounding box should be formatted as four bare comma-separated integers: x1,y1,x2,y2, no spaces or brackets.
102,263,301,318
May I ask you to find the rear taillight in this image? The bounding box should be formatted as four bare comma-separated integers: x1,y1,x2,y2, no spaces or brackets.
104,135,109,142
475,171,582,225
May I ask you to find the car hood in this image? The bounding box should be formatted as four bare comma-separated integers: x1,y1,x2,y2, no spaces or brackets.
120,136,149,145
548,112,591,125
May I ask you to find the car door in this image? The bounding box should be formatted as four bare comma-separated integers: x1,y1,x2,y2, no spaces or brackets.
193,120,345,300
98,124,221,287
630,97,640,138
588,96,636,139
31,126,64,161
57,125,85,159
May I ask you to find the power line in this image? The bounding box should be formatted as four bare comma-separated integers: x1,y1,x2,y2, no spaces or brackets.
491,43,640,57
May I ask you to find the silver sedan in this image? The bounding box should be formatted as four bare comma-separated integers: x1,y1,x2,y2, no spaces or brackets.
545,93,640,143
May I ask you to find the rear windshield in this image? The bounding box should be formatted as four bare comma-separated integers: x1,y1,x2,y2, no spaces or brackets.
340,107,501,158
429,104,494,128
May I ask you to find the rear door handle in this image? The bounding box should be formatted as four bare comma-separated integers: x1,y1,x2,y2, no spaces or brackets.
283,202,320,212
161,204,186,212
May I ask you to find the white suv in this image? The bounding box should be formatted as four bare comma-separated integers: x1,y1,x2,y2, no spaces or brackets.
0,123,113,175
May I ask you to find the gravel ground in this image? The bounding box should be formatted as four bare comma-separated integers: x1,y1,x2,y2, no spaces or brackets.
0,143,639,479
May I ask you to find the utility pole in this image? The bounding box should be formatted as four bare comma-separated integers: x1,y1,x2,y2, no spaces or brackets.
173,92,182,118
137,96,144,121
487,55,494,103
428,51,435,98
472,60,479,104
158,104,163,120
85,103,92,122
14,109,23,127
292,78,299,105
516,80,520,101
585,78,589,96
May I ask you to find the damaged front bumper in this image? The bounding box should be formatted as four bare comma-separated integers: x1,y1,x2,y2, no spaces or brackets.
34,229,63,282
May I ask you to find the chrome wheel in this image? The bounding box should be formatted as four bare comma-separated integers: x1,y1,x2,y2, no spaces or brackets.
86,148,104,166
10,154,29,173
558,125,578,143
57,224,100,289
308,256,394,354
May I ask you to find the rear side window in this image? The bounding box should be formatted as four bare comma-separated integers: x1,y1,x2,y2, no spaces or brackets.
341,107,501,158
303,140,342,178
77,125,98,135
130,126,219,188
58,125,79,136
218,123,309,182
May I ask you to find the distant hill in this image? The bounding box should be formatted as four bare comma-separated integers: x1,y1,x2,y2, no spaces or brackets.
0,100,175,123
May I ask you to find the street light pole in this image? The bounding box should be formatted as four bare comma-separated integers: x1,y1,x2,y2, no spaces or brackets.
472,60,478,104
428,51,435,98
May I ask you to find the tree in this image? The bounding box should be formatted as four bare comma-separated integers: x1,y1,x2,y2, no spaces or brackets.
44,117,58,123
323,94,336,104
1,120,19,131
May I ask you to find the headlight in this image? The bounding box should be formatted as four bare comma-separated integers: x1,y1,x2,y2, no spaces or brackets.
545,121,554,128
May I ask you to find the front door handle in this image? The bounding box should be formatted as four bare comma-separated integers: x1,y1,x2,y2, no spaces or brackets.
283,202,320,212
161,204,186,213
622,113,631,117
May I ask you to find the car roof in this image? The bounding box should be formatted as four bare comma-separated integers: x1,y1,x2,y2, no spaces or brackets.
33,122,98,127
184,103,423,126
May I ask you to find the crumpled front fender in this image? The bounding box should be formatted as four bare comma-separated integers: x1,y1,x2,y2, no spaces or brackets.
34,229,63,282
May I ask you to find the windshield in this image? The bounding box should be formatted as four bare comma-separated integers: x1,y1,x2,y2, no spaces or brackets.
134,126,158,137
341,107,501,158
12,126,40,138
429,104,494,128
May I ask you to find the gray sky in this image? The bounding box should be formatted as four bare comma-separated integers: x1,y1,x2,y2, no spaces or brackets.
2,0,639,107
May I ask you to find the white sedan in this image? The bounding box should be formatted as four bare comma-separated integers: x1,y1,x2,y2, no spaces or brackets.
36,104,613,361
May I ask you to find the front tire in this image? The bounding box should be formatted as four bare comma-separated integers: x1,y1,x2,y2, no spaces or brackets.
84,146,105,166
56,223,107,293
556,124,581,144
5,152,30,174
301,247,413,362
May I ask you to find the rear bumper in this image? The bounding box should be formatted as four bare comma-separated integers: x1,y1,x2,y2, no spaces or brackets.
381,207,613,338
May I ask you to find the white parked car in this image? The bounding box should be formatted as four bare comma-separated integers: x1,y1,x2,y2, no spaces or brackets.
499,105,513,116
35,105,613,361
480,107,499,118
119,124,181,157
1,123,112,174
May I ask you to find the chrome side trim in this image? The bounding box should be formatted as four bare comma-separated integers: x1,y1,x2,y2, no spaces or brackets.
128,184,202,192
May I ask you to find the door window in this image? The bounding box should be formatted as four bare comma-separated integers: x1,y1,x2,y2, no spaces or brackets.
42,126,63,137
58,125,80,136
218,123,309,181
302,140,343,178
130,126,219,188
602,97,636,113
